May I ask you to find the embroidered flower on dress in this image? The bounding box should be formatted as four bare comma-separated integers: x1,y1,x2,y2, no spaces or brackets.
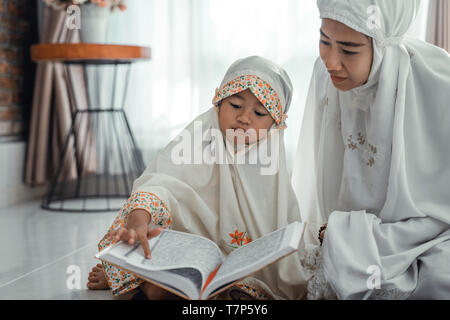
228,229,252,249
357,132,365,145
347,134,358,150
366,144,378,167
346,133,380,168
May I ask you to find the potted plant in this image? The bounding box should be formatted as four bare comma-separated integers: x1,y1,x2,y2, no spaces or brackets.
42,0,128,43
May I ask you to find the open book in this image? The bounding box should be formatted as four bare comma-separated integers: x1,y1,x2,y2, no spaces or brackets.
95,221,305,300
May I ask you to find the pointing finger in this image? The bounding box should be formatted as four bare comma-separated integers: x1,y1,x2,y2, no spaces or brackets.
139,233,151,259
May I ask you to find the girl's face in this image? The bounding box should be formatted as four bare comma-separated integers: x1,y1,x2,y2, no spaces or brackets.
319,18,374,91
218,89,275,145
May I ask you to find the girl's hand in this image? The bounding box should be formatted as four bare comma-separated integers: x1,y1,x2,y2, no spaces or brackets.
109,209,162,259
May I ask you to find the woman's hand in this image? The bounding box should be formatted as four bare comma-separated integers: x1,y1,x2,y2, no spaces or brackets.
109,209,162,259
318,223,328,245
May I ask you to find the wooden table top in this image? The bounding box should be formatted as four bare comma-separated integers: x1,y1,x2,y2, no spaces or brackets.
31,43,151,64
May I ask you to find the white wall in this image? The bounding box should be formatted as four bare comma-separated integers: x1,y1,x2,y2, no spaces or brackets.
0,142,46,208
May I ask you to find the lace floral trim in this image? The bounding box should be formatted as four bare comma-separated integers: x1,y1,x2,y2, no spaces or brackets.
300,245,338,300
299,244,323,278
367,288,411,300
300,246,412,300
300,245,412,300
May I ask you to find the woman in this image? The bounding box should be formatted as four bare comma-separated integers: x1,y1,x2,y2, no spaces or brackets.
292,0,450,299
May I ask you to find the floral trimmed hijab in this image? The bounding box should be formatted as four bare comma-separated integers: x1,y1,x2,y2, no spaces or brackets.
212,56,292,129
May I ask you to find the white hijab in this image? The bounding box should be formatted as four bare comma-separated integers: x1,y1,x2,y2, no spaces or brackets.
133,56,308,299
292,0,450,299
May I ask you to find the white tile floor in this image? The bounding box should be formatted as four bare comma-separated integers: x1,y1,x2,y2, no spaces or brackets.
0,199,135,300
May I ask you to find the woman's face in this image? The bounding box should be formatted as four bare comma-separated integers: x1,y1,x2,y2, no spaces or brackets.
319,18,374,91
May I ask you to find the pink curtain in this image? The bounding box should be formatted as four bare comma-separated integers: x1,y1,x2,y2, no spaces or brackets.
26,6,91,186
427,0,450,52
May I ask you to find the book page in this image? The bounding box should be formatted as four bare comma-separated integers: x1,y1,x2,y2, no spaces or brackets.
125,230,224,288
213,228,285,281
167,268,203,292
203,222,304,298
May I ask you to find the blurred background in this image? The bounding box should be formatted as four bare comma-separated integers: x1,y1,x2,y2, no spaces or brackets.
0,0,435,208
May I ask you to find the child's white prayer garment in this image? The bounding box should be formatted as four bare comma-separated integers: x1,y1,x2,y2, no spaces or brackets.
108,56,309,299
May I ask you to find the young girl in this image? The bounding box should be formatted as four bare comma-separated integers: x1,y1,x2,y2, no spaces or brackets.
87,56,309,300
